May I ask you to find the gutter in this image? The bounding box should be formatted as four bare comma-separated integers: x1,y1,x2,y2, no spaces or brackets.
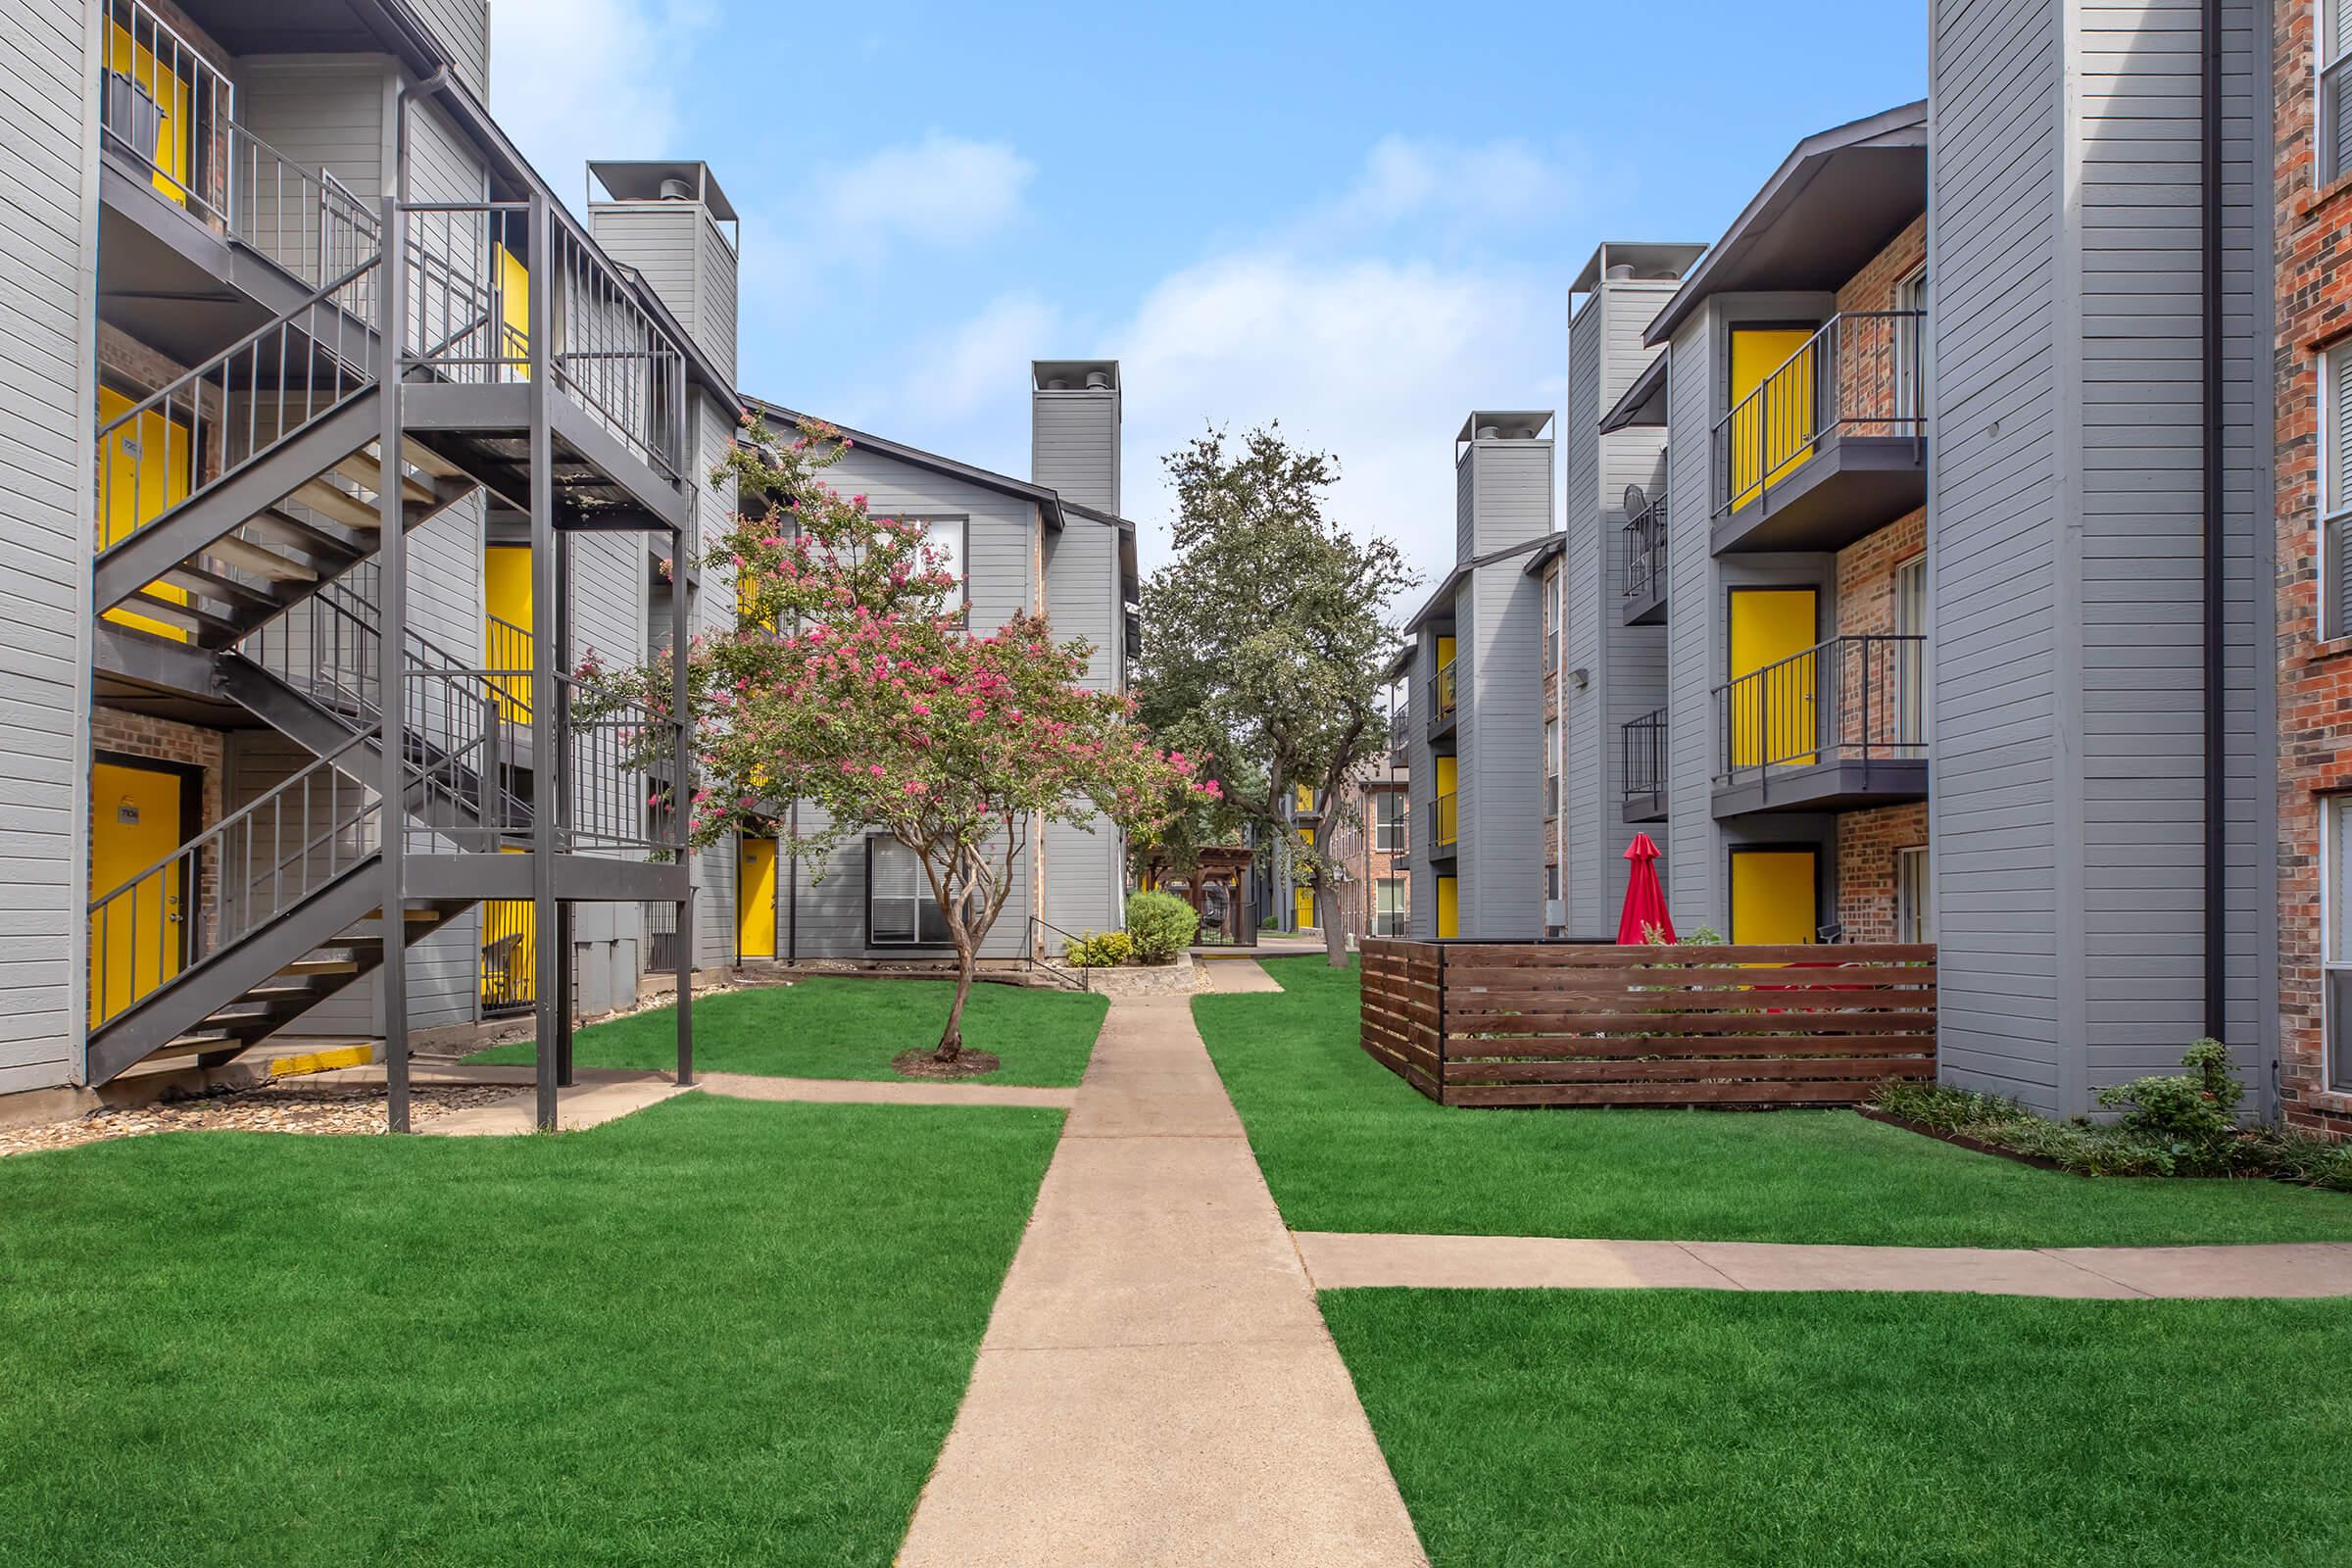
2201,0,2226,1042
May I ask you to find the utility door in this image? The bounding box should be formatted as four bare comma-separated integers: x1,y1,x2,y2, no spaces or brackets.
1436,875,1459,940
738,837,778,959
97,386,193,643
1728,324,1818,507
1727,587,1819,769
88,760,188,1025
485,545,533,718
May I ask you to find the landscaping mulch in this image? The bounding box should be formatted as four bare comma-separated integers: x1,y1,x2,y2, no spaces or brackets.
892,1048,1005,1080
0,1081,513,1157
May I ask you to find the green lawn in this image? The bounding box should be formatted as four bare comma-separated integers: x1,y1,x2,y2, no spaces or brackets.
1324,1289,2352,1568
0,1094,1061,1565
472,977,1109,1086
1194,956,2352,1247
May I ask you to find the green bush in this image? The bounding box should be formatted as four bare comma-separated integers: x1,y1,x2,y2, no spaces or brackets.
1870,1081,2034,1137
1063,931,1132,968
2093,1038,2244,1172
1124,891,1200,963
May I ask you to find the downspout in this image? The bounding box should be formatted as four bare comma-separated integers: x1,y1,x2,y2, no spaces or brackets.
394,67,453,204
786,800,800,963
2200,0,2226,1043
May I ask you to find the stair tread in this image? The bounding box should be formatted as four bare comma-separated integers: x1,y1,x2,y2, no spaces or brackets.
124,589,248,646
242,509,365,566
335,449,436,507
205,534,318,584
161,562,286,616
290,477,384,534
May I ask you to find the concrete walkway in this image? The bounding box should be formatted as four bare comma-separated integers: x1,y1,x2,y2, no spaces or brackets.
699,1071,1077,1109
897,997,1427,1567
1295,1231,2352,1300
1197,956,1282,994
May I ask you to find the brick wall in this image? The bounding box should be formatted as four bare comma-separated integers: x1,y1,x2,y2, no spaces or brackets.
1830,214,1928,440
2275,0,2352,1138
1836,801,1927,945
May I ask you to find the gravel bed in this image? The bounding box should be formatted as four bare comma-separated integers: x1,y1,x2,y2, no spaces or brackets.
0,1081,518,1157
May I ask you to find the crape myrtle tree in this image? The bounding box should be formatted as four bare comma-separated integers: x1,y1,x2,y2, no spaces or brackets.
1135,424,1415,967
583,413,1211,1061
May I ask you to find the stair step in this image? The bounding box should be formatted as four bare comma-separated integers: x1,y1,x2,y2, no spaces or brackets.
125,589,249,647
290,477,384,534
207,534,318,584
161,563,287,618
398,437,466,482
334,449,436,508
151,1033,244,1060
243,509,364,569
278,956,362,977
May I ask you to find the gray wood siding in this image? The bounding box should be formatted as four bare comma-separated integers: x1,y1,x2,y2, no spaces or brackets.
235,59,390,203
407,0,490,98
1032,390,1118,512
1043,514,1125,936
0,0,97,1089
1929,0,2067,1106
1460,565,1545,937
587,202,738,387
1562,300,1610,936
699,217,739,390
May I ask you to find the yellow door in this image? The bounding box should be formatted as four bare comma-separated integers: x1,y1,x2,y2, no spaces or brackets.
494,242,530,377
1728,587,1818,769
484,546,533,718
105,16,194,207
481,845,535,1013
738,837,778,958
1434,756,1459,845
1435,634,1458,713
97,386,193,643
1436,876,1459,940
1731,850,1818,948
1729,325,1818,507
88,761,186,1025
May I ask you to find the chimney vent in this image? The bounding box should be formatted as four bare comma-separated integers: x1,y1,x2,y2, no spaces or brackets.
1084,369,1111,390
1046,377,1071,391
658,175,694,201
1604,263,1635,280
1477,424,1501,440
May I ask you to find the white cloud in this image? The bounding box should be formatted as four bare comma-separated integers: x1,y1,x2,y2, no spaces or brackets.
1312,134,1585,238
824,134,1035,243
904,294,1063,422
488,0,710,193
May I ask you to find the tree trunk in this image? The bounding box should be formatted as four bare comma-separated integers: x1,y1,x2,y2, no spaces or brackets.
1318,883,1348,968
936,946,973,1063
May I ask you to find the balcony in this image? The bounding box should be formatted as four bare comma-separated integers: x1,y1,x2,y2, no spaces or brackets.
1427,661,1458,741
1431,791,1460,857
1390,698,1412,761
1621,490,1668,625
1711,634,1927,816
1622,708,1668,823
1709,311,1926,555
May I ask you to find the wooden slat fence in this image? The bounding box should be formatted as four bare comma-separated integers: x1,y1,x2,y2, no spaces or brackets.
1360,939,1936,1107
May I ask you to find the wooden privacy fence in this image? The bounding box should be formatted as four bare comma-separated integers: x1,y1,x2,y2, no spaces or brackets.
1359,939,1936,1107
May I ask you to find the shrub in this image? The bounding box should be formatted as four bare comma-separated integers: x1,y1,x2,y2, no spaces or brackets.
1063,930,1132,968
1124,891,1200,963
1870,1081,2033,1137
2094,1038,2244,1174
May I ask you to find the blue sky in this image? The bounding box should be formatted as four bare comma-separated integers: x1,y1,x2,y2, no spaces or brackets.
494,0,1926,590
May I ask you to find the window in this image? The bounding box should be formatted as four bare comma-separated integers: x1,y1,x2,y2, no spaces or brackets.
1896,846,1935,945
1374,791,1405,852
1894,553,1928,746
912,516,966,616
2328,799,2352,1089
1894,267,1928,423
867,836,954,946
1374,876,1406,937
1543,565,1559,674
1543,718,1560,818
2326,347,2352,639
2325,2,2352,184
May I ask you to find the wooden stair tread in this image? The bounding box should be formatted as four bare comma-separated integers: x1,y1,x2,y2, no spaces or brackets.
289,477,383,534
334,448,436,507
205,534,318,583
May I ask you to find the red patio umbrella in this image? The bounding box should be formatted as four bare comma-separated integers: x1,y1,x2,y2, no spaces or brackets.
1616,832,1675,945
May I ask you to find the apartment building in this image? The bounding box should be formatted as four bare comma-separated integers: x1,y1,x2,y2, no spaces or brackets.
724,371,1140,964
1397,414,1556,939
1313,763,1409,941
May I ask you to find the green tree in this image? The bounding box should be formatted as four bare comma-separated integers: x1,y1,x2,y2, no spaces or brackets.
1135,424,1416,966
587,414,1208,1060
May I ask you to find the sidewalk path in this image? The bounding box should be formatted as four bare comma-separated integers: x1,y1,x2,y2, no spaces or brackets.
1197,956,1282,993
1295,1231,2352,1300
897,997,1427,1567
698,1071,1077,1109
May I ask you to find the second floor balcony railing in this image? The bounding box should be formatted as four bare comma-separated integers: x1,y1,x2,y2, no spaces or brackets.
1712,310,1926,518
1429,661,1458,730
1433,790,1459,849
1623,708,1667,802
1712,634,1927,783
1622,491,1668,601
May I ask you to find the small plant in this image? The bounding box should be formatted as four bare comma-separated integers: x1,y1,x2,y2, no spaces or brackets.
1870,1081,2034,1136
1063,931,1133,968
2094,1039,2244,1174
1124,890,1200,963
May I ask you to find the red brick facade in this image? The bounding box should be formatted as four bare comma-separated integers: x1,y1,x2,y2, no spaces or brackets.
2275,0,2352,1136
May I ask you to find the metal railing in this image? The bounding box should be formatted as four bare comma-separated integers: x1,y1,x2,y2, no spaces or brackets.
1623,491,1668,601
1391,698,1411,739
100,0,233,221
91,255,380,561
1428,661,1457,729
1712,310,1926,517
1026,914,1093,991
87,729,382,1032
1712,634,1927,783
558,675,687,855
400,200,689,481
228,124,379,292
1432,790,1459,849
1623,708,1667,803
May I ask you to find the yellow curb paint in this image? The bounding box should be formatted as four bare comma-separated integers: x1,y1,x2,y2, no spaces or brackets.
269,1045,377,1078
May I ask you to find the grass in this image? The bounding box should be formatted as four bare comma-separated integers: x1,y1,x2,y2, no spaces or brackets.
471,977,1109,1086
1323,1288,2352,1568
1193,956,2352,1247
0,1093,1062,1565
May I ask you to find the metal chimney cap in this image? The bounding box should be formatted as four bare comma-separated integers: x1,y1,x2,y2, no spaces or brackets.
1046,377,1071,391
1476,424,1501,440
657,176,694,201
1084,369,1112,390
